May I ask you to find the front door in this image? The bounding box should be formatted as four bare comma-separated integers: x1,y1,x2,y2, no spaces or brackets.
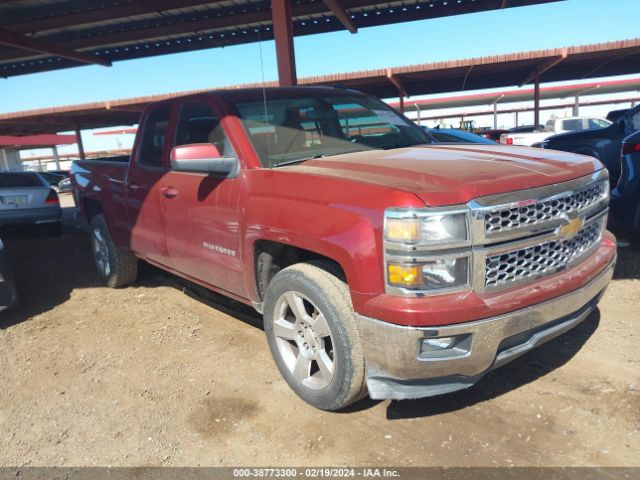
159,100,245,297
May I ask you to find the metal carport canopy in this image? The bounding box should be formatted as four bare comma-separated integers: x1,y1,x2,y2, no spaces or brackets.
0,37,639,136
0,0,563,79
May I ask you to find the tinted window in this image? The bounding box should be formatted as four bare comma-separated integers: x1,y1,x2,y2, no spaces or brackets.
138,106,170,167
0,172,45,188
561,119,583,131
587,118,611,129
174,102,235,158
632,111,640,131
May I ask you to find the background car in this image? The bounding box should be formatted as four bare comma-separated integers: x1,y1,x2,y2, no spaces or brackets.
543,104,640,184
422,127,498,144
481,129,508,141
0,171,62,231
611,130,640,235
38,171,65,191
0,237,17,312
57,177,72,193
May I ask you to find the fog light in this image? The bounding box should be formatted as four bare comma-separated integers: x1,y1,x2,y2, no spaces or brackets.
424,337,456,350
418,334,472,360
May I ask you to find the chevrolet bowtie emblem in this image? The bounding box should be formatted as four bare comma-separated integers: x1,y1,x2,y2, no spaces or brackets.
559,216,584,238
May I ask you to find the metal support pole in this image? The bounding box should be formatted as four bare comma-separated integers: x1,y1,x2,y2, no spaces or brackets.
534,69,541,128
398,94,404,114
52,146,61,170
414,103,422,125
573,95,580,116
493,103,498,129
0,148,9,171
271,0,297,86
75,126,86,160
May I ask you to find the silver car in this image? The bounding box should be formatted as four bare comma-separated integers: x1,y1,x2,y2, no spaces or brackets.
0,172,62,227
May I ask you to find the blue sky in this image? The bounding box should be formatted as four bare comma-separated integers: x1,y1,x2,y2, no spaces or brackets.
1,0,639,114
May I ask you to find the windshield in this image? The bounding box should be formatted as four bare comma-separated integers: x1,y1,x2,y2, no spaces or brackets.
233,93,431,167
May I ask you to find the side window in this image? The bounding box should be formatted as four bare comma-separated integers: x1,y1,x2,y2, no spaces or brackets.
174,102,236,158
631,111,640,131
561,119,583,131
138,106,170,168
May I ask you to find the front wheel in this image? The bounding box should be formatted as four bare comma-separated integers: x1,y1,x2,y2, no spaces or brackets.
90,214,138,288
263,262,367,410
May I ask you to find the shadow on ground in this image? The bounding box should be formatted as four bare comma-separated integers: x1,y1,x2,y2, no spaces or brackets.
0,205,100,329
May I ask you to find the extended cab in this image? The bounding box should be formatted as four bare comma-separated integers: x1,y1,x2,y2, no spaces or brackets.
500,117,611,147
72,87,616,410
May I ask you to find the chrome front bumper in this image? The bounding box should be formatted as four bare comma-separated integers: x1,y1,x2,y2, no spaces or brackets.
357,258,615,400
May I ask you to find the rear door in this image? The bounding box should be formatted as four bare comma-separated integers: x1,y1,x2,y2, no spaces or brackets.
158,99,245,297
125,104,172,265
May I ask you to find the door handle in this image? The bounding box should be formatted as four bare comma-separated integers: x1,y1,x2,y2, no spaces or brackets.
128,182,142,191
161,187,178,199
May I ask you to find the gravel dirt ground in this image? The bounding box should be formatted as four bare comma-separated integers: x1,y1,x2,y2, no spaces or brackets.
0,193,638,467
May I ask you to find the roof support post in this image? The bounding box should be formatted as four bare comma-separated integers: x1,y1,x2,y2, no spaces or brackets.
573,95,580,116
387,70,406,114
414,103,422,125
1,148,9,171
271,0,297,86
75,126,86,160
534,69,541,128
52,146,60,170
491,95,504,130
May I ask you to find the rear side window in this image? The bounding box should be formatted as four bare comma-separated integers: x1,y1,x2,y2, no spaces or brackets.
174,102,236,158
632,111,640,131
0,172,45,188
138,106,170,168
561,119,583,131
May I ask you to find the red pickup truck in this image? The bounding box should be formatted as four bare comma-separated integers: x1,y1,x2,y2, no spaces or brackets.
72,87,616,410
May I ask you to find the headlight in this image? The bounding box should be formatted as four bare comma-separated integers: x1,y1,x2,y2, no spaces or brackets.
384,208,469,248
384,207,472,294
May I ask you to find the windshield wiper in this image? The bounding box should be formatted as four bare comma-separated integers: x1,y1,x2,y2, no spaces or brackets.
273,154,325,168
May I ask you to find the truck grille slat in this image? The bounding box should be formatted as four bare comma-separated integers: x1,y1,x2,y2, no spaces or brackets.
484,182,606,234
484,220,603,288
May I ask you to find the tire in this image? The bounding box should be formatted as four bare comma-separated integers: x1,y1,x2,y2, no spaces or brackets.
263,261,367,410
90,214,138,288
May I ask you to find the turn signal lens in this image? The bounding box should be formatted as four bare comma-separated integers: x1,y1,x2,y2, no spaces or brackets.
385,219,420,243
388,264,423,287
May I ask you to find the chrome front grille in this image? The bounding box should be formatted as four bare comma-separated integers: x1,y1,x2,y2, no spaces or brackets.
484,219,604,289
484,181,607,235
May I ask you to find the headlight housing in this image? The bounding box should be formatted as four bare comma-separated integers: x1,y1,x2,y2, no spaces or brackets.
384,207,472,294
384,207,470,249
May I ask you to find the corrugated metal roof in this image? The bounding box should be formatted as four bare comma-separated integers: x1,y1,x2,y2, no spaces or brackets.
0,0,564,77
0,37,639,135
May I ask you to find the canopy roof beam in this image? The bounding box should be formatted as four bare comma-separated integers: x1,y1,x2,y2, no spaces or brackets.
520,49,567,86
0,28,111,67
322,0,357,33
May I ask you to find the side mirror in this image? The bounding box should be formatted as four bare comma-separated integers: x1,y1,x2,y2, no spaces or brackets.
170,143,237,176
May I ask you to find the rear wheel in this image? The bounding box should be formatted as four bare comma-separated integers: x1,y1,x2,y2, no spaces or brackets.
90,214,138,288
263,262,367,410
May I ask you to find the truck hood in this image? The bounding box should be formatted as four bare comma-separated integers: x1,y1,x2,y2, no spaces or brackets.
289,144,603,206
